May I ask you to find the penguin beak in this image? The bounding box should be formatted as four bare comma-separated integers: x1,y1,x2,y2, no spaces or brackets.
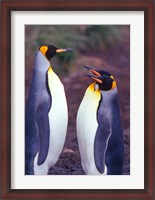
86,74,103,84
84,65,101,76
84,65,102,83
56,47,73,53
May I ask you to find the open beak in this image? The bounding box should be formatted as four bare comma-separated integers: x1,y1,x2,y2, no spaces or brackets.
56,47,73,53
84,65,101,76
84,65,102,84
86,74,103,84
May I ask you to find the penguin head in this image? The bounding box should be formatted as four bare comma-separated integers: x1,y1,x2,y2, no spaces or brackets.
39,44,73,60
84,65,116,91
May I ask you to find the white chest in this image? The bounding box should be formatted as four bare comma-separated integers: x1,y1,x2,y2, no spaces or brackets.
46,68,68,167
34,68,68,174
76,83,102,174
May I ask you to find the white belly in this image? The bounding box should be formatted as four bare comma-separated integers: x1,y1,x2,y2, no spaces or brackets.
47,81,68,167
34,68,68,175
77,83,106,175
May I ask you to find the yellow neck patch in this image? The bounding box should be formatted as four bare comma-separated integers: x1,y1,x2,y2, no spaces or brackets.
40,46,48,56
48,66,53,74
87,82,101,100
88,82,95,92
47,67,54,93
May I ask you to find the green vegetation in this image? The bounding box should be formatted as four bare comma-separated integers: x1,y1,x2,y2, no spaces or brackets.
25,25,129,77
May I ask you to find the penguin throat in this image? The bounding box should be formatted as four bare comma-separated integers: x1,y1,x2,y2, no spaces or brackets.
95,84,99,90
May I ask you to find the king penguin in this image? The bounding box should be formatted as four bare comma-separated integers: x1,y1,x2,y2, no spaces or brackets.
76,65,124,175
25,44,73,175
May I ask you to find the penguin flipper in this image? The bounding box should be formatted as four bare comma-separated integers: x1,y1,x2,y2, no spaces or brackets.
94,117,111,174
36,102,50,166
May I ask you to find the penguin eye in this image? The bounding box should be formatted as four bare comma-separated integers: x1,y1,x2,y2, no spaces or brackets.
40,46,48,56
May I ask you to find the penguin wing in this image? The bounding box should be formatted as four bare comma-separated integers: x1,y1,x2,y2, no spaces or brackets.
94,116,111,174
36,101,50,165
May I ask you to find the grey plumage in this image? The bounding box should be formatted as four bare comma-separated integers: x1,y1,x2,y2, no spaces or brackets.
25,51,51,174
95,88,124,175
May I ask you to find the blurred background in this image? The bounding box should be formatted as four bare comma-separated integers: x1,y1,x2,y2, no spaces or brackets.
25,25,130,175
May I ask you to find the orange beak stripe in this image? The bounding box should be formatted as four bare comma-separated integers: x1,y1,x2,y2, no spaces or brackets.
92,77,102,84
90,69,101,76
56,49,67,53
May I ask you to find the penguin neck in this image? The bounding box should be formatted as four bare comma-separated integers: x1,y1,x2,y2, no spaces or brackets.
32,51,55,90
100,87,118,108
100,87,118,99
34,50,51,74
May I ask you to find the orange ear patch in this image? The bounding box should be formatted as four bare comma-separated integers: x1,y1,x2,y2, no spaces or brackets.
111,81,117,89
110,75,114,80
40,46,48,56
